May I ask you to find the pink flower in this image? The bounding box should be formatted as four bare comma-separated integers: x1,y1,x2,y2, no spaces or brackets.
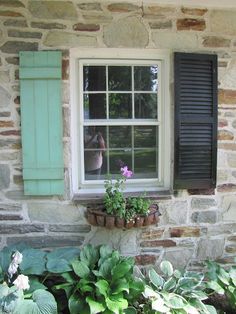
13,274,30,290
120,166,133,178
12,251,23,265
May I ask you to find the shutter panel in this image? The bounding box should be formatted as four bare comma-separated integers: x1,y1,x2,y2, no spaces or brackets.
174,52,217,189
19,51,64,195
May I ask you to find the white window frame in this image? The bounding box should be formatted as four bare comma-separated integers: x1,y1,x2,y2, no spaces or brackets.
70,48,171,195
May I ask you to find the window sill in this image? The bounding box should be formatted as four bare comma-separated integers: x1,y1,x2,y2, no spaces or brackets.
72,190,172,205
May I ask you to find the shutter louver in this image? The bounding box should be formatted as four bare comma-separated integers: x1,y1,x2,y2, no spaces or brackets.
174,53,217,189
20,51,64,195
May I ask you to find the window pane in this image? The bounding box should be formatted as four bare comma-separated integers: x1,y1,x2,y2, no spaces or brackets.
109,126,131,149
109,93,132,118
84,94,106,119
109,150,132,175
108,66,131,91
134,66,158,91
84,126,107,180
134,149,158,178
134,126,157,148
134,93,157,119
83,66,106,91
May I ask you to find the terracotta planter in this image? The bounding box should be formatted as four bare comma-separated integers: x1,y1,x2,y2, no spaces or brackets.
86,204,160,229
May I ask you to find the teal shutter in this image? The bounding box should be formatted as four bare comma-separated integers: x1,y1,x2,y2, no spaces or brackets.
19,51,64,195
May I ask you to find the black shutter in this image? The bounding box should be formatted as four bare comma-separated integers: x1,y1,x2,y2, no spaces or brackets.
174,52,217,189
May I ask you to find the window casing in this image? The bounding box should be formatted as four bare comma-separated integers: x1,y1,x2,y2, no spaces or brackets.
70,49,171,194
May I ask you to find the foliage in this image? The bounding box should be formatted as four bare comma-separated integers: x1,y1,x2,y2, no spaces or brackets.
205,260,236,311
138,261,217,314
55,244,144,314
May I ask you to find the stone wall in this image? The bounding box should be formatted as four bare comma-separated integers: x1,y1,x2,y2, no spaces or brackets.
1,0,236,270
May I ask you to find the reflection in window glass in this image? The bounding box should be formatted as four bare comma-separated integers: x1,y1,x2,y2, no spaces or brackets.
109,150,132,175
134,126,157,148
134,93,157,119
84,94,106,119
134,66,158,91
108,66,131,91
134,149,157,178
83,66,106,91
109,126,131,149
109,93,132,119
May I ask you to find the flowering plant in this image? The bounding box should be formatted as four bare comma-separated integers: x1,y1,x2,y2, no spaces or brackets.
104,166,151,222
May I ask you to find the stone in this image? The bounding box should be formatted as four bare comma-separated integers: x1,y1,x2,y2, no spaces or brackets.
207,223,236,236
149,21,172,29
232,120,236,129
181,7,207,16
82,13,112,23
0,0,24,7
49,224,91,233
28,1,77,20
0,10,23,17
135,254,157,266
5,57,19,65
28,203,86,224
177,19,206,31
0,112,10,117
3,19,27,27
0,130,20,136
1,224,44,234
78,3,102,11
31,22,66,29
152,32,198,49
217,256,236,264
225,245,236,253
0,214,22,221
218,130,234,141
191,211,218,223
222,195,236,221
0,121,14,127
107,3,140,12
140,239,176,248
63,107,70,137
219,60,236,90
218,143,236,150
0,152,20,161
0,41,38,54
8,30,42,39
164,201,188,225
210,10,236,35
73,23,100,32
218,119,228,127
162,248,194,269
217,184,236,193
0,70,10,84
197,238,225,260
0,86,10,109
217,169,228,182
219,89,236,104
44,31,96,47
170,227,200,237
227,154,236,167
143,6,175,18
7,235,84,248
191,198,217,209
233,171,236,178
202,36,231,48
0,203,21,211
5,190,32,200
13,175,22,185
188,188,215,195
104,17,148,48
218,61,228,68
0,165,10,190
141,229,164,239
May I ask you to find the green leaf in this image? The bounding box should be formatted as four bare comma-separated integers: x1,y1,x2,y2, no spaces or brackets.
149,269,164,288
47,258,71,273
163,277,176,291
218,268,230,285
86,296,106,314
28,277,47,294
0,247,13,273
106,294,128,314
166,294,186,309
205,304,218,314
69,294,90,314
124,307,137,314
152,296,169,313
160,261,173,277
111,278,129,295
72,260,90,278
47,247,80,263
20,249,46,275
206,281,225,295
112,261,132,281
80,244,99,268
95,279,109,297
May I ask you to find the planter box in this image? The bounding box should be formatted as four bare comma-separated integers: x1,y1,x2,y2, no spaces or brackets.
86,204,160,229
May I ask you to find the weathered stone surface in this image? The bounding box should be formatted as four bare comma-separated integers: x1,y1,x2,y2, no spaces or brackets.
143,6,175,18
73,23,100,32
177,18,206,31
0,130,20,136
210,10,236,35
0,87,10,109
207,223,236,236
227,154,236,167
0,152,20,161
219,89,236,104
0,112,10,117
107,3,139,12
82,13,112,23
8,30,42,39
141,229,164,240
44,31,96,47
149,21,172,29
217,184,236,193
104,17,148,48
162,248,194,269
218,61,228,68
191,198,217,209
0,214,22,221
191,211,218,224
218,130,234,141
140,239,176,248
0,0,24,7
78,3,102,11
7,236,84,248
197,238,224,260
222,195,236,221
162,201,188,225
218,119,228,127
217,256,236,264
218,143,236,150
0,121,14,127
49,224,91,233
152,32,198,49
225,245,236,253
3,19,27,27
31,22,66,29
135,254,157,265
0,70,10,84
202,36,231,48
217,169,228,182
5,190,32,200
63,107,70,137
62,60,69,81
181,7,207,16
0,203,21,211
5,57,19,65
232,120,236,129
0,165,10,190
0,41,38,54
0,10,23,17
28,203,85,224
233,171,236,178
1,224,44,234
28,1,77,19
13,175,22,185
170,227,200,237
188,188,215,195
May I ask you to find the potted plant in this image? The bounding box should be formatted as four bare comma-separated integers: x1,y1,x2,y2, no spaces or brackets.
86,166,160,229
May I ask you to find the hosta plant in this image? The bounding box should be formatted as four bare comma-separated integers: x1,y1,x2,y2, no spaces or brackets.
55,244,144,314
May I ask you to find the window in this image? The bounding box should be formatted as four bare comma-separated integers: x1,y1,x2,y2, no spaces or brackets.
71,49,171,194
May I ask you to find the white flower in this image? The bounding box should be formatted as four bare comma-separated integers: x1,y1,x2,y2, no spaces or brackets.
12,251,23,265
8,262,18,277
13,274,30,290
